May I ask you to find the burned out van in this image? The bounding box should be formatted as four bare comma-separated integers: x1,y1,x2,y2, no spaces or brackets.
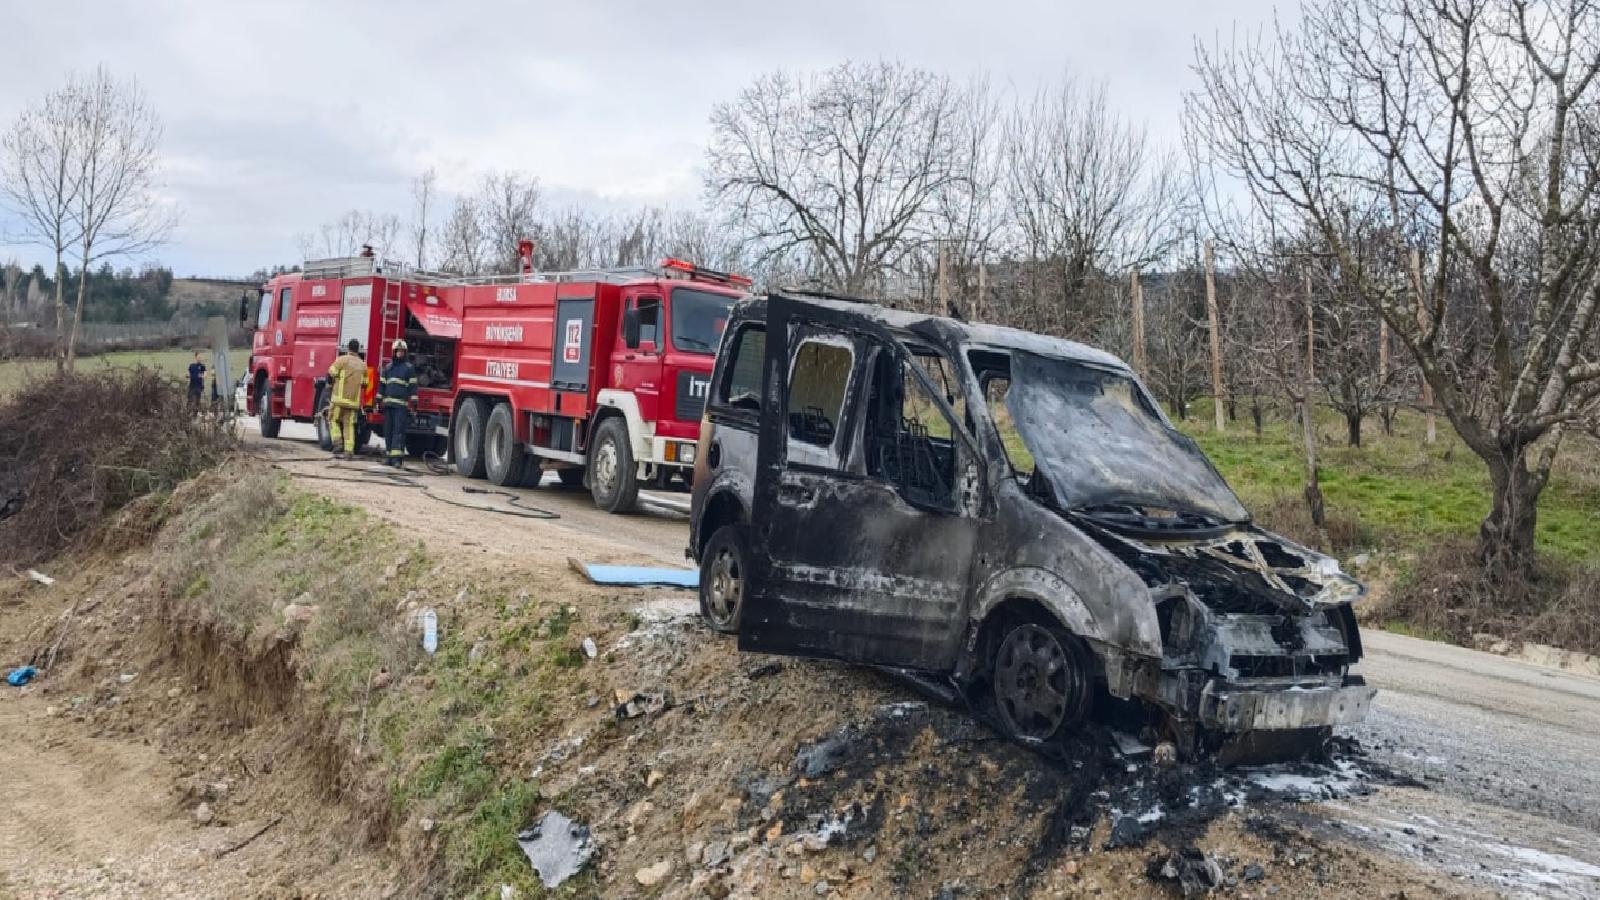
688,293,1374,757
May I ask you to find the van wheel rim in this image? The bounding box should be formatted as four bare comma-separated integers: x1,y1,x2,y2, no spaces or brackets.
705,544,741,624
594,440,618,495
994,624,1075,741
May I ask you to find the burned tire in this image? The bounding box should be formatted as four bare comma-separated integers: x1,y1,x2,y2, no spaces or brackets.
589,417,638,513
557,467,585,489
256,378,280,439
484,402,529,487
453,397,488,479
699,525,749,634
990,620,1094,745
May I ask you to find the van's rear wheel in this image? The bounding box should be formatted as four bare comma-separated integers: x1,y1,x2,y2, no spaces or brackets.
484,402,529,487
991,622,1093,744
699,525,749,634
589,417,638,513
453,397,487,479
256,379,280,439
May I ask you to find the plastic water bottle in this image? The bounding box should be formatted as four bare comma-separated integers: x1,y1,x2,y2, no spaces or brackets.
421,608,438,655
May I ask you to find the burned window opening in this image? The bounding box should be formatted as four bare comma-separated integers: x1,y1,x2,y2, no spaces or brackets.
717,324,765,412
863,347,960,510
786,337,854,464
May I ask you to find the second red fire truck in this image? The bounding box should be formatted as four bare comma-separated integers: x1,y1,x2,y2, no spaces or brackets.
246,245,748,513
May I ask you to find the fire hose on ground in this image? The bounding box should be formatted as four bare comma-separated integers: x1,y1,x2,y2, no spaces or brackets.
251,452,562,520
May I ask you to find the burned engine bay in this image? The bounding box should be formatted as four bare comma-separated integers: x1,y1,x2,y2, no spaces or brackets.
1071,507,1374,746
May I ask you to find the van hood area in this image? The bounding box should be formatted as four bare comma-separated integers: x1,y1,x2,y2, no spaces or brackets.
1073,510,1365,614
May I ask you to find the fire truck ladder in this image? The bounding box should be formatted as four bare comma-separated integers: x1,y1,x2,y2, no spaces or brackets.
378,281,403,358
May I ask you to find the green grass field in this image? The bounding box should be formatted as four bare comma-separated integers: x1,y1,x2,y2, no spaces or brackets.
0,348,251,398
986,393,1597,562
1177,401,1600,562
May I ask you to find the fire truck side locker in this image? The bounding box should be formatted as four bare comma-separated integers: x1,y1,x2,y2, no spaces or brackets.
546,293,594,457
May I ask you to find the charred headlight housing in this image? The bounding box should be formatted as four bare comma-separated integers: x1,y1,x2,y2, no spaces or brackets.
1156,594,1199,652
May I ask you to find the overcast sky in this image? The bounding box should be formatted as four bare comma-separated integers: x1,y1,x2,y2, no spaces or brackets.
0,0,1289,277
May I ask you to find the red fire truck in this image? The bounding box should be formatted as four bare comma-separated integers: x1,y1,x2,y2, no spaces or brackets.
246,249,748,512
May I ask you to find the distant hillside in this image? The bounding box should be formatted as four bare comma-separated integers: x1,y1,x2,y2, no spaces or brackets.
170,277,257,312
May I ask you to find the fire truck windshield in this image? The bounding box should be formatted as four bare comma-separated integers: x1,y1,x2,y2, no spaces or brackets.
670,287,735,355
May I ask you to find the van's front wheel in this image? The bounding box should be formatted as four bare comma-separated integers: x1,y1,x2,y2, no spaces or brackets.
990,622,1093,744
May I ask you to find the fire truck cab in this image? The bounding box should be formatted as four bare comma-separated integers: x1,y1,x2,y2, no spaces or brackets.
247,251,746,514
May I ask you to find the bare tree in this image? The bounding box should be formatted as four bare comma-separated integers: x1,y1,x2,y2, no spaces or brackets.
66,67,173,366
1,79,82,367
409,167,436,269
1001,75,1187,335
706,61,979,293
1190,0,1600,584
298,209,402,261
476,171,540,272
437,195,487,275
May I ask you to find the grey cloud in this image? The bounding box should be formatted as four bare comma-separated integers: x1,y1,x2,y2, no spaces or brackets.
1,0,1291,275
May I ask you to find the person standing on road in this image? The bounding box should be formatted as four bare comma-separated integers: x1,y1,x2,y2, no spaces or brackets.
378,339,418,467
326,339,369,460
186,351,207,411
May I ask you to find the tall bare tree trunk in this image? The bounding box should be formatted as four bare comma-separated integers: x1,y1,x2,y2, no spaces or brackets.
1408,249,1435,445
1130,269,1147,378
1301,272,1326,533
1204,241,1225,432
67,256,87,369
1481,443,1540,584
975,260,986,323
52,257,66,372
937,243,949,317
1379,317,1394,435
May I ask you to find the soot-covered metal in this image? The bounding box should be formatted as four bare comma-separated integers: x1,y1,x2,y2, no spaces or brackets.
689,292,1376,758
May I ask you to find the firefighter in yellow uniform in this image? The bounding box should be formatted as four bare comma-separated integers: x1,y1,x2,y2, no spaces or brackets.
326,339,369,459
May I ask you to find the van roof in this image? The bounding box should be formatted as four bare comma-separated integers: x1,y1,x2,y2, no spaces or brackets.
745,292,1132,372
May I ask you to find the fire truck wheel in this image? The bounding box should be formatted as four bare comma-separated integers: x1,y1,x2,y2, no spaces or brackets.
256,378,281,439
313,386,333,451
484,402,530,488
453,397,488,479
590,417,639,513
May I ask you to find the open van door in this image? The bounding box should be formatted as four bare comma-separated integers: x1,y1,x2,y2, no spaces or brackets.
736,294,984,672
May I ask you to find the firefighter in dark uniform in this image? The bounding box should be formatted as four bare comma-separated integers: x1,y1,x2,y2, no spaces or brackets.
379,339,418,467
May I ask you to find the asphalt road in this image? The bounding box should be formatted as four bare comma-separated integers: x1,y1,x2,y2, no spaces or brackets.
250,418,1600,897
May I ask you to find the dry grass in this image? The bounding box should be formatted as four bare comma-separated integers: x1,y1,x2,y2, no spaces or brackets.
1384,539,1600,656
0,367,236,567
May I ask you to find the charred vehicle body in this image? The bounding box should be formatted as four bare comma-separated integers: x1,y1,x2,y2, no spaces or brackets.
689,293,1374,757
